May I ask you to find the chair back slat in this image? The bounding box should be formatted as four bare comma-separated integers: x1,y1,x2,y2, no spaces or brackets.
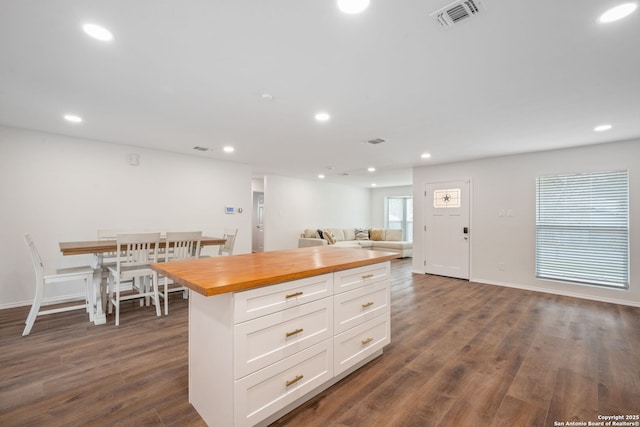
165,231,202,262
116,232,161,269
218,228,238,256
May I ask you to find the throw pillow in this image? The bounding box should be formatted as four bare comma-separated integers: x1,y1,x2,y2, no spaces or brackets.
355,228,369,240
304,229,319,238
343,228,356,241
385,229,403,241
317,229,324,239
322,229,336,244
369,228,384,241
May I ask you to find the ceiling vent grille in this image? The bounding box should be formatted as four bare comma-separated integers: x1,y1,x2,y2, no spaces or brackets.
193,146,209,151
431,0,484,28
367,138,385,145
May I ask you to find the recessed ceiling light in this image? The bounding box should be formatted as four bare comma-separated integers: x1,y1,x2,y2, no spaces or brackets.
594,124,613,132
367,167,376,172
421,152,432,159
598,3,637,23
82,23,114,41
223,146,235,153
261,93,273,101
371,183,377,187
63,114,83,123
314,112,331,122
318,174,326,179
337,0,370,14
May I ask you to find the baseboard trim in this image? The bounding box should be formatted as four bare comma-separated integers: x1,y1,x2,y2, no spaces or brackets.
0,282,135,311
471,277,640,308
0,292,87,310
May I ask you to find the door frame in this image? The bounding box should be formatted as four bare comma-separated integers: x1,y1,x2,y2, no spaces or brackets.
423,178,473,278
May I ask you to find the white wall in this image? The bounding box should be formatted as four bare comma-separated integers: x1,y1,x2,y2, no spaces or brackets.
413,139,640,307
0,126,252,308
263,175,371,251
369,185,413,229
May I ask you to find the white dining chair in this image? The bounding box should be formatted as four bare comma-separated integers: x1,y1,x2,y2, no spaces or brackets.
107,232,161,326
22,234,95,336
218,228,238,256
159,231,202,315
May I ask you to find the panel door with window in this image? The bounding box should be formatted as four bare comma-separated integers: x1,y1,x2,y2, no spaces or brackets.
424,181,470,279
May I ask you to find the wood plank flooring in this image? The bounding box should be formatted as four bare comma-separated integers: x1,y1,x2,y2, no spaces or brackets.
1,259,638,426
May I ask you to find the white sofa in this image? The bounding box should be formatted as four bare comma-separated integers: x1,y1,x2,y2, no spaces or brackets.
298,228,412,258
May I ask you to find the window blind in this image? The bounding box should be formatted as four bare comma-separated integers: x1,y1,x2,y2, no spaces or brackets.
535,170,629,288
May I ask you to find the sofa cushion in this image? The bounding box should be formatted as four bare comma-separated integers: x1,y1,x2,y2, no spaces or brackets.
328,228,345,241
304,229,319,238
385,229,403,241
343,228,355,241
372,240,412,250
369,228,384,241
356,240,374,248
355,228,369,240
334,241,362,248
322,229,336,244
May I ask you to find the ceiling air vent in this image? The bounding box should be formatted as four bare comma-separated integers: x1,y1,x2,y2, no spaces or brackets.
431,0,484,29
367,138,385,145
193,146,209,151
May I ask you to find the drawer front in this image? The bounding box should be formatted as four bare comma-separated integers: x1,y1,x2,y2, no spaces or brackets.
234,273,333,323
334,280,390,334
334,313,390,376
333,262,390,294
234,340,333,427
234,298,333,379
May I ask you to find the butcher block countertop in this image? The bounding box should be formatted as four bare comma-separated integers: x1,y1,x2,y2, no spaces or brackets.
150,246,399,297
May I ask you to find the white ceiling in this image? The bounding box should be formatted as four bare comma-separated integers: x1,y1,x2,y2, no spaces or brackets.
1,1,639,188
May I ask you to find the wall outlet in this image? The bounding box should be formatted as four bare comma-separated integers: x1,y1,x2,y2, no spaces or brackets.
498,262,505,271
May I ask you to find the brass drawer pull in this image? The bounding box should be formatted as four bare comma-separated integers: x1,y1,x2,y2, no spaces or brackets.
285,291,303,299
285,328,304,338
286,374,304,387
361,274,374,279
361,337,373,345
361,301,374,308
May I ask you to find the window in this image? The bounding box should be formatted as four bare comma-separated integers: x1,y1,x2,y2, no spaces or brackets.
535,170,629,289
433,188,461,208
385,197,413,241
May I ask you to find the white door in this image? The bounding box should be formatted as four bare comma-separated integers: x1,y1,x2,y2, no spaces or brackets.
424,181,470,279
252,192,264,253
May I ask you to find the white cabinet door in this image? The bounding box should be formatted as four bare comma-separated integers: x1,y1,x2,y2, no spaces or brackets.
333,262,390,293
234,340,333,427
334,313,390,376
234,273,333,323
234,298,333,379
333,280,390,334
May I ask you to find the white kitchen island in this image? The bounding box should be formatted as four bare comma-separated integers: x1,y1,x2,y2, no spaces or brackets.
151,246,398,427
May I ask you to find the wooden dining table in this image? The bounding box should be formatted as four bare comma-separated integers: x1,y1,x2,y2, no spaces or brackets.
59,236,226,325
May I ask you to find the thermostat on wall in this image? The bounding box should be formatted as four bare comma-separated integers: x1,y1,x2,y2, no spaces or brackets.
225,206,235,214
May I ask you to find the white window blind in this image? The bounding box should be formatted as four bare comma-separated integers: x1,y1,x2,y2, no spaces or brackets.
535,170,629,289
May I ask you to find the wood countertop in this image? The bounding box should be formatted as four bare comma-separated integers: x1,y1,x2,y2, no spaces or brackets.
150,246,399,296
59,236,226,256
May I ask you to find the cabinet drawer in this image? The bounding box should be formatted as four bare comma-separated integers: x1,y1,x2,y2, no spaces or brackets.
234,273,333,323
234,298,333,379
333,262,390,294
334,280,390,334
234,340,333,427
334,313,390,376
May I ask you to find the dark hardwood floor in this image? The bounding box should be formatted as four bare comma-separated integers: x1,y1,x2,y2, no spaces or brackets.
1,259,638,426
